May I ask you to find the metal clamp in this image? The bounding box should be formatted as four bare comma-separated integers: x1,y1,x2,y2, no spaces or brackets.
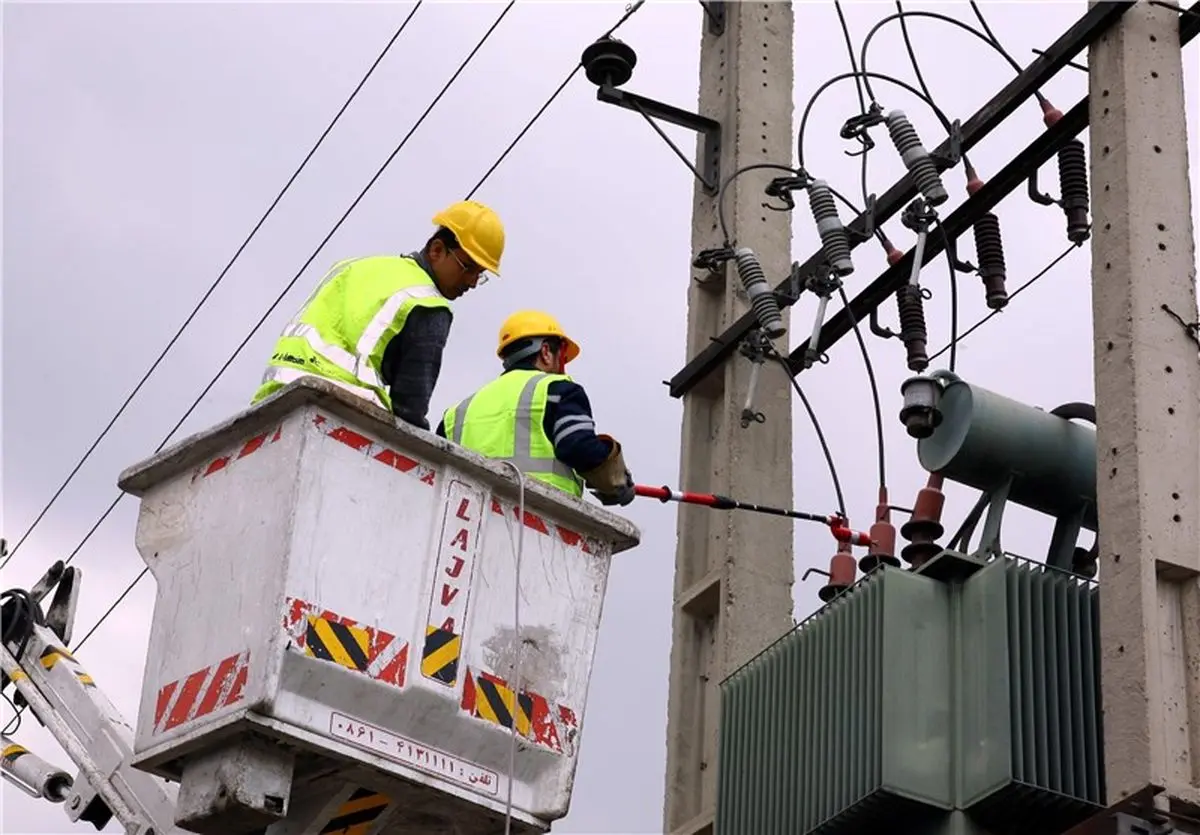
801,267,842,369
839,102,885,158
901,197,939,292
738,329,771,427
763,172,812,212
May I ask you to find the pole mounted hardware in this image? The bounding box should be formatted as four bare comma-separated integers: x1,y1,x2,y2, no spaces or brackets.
738,329,771,428
667,1,1141,397
1027,138,1091,243
698,1,726,36
839,102,886,157
801,266,843,370
581,35,722,194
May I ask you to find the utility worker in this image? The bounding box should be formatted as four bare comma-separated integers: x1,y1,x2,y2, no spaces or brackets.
435,311,635,507
251,200,504,430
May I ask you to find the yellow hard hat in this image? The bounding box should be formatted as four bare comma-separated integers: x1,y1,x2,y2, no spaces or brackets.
496,310,581,363
431,200,505,275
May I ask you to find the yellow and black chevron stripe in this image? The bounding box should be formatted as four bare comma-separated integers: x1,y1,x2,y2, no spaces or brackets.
420,626,460,686
319,787,389,835
40,646,95,688
304,616,371,672
474,675,533,737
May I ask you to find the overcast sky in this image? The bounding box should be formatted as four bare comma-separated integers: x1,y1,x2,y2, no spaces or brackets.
3,1,1198,833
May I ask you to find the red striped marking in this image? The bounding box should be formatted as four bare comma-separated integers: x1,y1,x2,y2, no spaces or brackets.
197,426,283,480
283,597,409,689
460,666,577,755
153,650,250,735
490,499,595,554
308,414,592,550
313,414,437,486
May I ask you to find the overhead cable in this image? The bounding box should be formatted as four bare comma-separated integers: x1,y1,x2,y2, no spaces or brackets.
466,0,646,199
68,0,649,652
45,1,517,626
0,1,426,572
927,240,1083,362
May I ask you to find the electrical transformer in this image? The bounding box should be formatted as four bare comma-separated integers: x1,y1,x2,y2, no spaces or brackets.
716,374,1103,835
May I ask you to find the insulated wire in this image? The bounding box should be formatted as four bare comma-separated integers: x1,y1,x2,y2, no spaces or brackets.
927,240,1083,362
967,1,1026,74
465,0,646,199
2,693,20,735
831,1,887,491
708,156,887,494
796,70,954,174
65,0,646,651
0,2,426,572
56,1,518,650
837,286,887,492
716,161,803,246
831,1,872,209
859,10,1032,105
933,217,960,372
771,353,847,518
893,2,974,175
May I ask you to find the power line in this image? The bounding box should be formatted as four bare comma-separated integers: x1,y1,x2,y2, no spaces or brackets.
0,2,426,573
466,0,646,199
68,0,647,652
927,240,1083,362
44,1,515,632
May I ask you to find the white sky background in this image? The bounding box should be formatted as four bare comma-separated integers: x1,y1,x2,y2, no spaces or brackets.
2,0,1198,832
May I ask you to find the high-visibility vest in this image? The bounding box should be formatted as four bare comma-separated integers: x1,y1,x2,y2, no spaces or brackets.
251,255,451,411
442,369,585,497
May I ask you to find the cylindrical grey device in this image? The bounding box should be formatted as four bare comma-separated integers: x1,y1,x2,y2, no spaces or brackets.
885,110,949,206
806,180,854,276
917,376,1098,531
733,247,786,339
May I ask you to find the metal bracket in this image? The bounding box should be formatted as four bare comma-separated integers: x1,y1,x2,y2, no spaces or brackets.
699,1,726,36
596,83,722,193
840,102,885,158
929,119,964,168
1028,164,1063,207
800,268,840,369
738,329,771,427
763,174,811,212
692,246,735,287
869,307,896,340
944,232,977,274
947,476,1014,560
848,193,878,243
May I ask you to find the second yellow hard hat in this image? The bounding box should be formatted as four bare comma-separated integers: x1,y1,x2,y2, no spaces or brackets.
496,310,581,363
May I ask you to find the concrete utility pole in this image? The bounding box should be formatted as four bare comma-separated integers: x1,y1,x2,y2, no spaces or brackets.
662,4,795,834
1089,0,1200,820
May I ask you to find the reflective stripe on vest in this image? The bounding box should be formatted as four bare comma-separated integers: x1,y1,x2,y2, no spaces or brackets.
251,255,450,411
258,365,380,403
446,371,582,496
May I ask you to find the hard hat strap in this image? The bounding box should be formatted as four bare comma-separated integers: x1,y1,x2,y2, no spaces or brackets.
501,338,546,371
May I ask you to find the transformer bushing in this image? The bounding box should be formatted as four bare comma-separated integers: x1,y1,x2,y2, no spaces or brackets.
819,540,858,602
900,473,946,569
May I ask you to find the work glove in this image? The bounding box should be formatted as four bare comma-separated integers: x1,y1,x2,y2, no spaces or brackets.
593,470,635,507
581,434,636,507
